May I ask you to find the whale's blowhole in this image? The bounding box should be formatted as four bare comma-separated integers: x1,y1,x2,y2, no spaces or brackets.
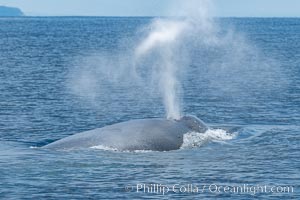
178,115,208,133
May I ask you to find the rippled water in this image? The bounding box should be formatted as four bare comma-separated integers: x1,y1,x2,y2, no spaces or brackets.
0,17,299,199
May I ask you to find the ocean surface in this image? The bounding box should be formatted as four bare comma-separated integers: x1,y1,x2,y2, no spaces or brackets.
0,17,299,199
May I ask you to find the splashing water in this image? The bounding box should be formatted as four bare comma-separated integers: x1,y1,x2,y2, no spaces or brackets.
181,129,236,149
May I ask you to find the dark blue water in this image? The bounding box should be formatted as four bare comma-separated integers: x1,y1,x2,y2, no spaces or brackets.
0,17,299,199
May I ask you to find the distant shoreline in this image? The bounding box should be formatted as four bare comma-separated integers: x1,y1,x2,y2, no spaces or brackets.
0,6,24,16
0,16,299,19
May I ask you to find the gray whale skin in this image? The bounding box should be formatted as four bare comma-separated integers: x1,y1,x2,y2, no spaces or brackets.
43,116,208,151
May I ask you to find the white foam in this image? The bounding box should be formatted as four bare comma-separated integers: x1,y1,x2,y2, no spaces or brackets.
181,129,236,149
90,145,157,153
90,145,118,151
90,129,236,152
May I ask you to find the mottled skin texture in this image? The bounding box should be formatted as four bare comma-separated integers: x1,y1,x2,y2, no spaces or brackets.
43,116,208,151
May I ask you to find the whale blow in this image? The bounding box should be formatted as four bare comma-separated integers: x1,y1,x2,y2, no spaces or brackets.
43,116,208,151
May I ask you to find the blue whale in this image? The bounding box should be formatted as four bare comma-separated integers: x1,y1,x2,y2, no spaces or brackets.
43,116,208,151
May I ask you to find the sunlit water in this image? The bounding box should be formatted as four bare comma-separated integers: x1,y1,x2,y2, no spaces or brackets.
0,17,299,199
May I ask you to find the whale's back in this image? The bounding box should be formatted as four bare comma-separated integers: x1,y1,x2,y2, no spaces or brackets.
43,118,191,151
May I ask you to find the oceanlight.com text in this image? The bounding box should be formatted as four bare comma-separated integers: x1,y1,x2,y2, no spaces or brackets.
125,183,294,196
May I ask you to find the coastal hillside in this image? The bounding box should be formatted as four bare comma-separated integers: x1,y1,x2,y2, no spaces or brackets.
0,6,24,16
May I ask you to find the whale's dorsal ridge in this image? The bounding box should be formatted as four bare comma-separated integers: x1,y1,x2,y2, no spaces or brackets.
43,116,208,151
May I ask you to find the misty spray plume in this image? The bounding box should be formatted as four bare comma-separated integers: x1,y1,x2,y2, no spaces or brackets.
132,0,215,119
69,0,216,120
69,0,281,120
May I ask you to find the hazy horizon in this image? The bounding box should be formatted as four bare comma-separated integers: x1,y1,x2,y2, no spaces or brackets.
0,0,300,17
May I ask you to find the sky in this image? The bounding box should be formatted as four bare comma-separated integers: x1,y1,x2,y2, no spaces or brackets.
0,0,299,17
